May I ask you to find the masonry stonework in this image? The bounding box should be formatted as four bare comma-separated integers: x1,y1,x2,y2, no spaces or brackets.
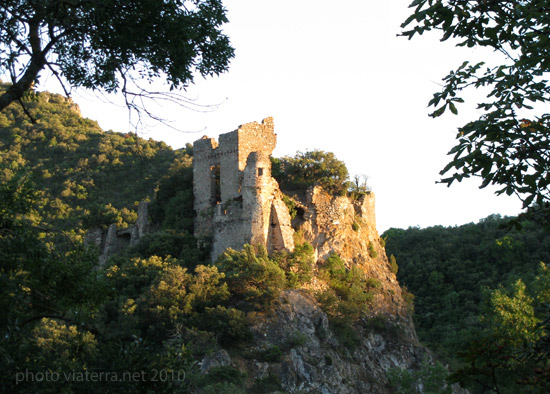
193,117,294,260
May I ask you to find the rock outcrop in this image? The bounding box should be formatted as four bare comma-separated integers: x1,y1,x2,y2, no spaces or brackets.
189,118,454,393
295,187,411,323
200,288,464,393
200,186,439,393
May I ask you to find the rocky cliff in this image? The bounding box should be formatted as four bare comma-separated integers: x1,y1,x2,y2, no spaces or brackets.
199,187,461,393
202,289,426,393
296,187,411,322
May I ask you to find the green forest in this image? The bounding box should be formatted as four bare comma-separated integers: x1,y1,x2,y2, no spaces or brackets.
383,217,550,393
2,80,550,394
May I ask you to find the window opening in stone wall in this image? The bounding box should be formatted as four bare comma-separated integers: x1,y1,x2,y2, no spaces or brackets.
211,165,221,204
258,167,263,176
291,207,306,231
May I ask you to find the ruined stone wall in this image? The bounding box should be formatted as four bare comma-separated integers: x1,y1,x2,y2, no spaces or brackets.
193,117,293,260
84,201,150,265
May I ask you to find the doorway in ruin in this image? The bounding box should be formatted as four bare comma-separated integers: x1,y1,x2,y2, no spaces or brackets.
267,203,285,254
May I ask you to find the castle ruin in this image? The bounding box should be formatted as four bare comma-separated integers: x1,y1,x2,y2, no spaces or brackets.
193,117,295,260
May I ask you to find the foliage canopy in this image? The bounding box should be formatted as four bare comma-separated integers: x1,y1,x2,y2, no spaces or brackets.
272,150,351,195
0,0,234,118
384,215,550,392
0,87,181,236
402,0,550,209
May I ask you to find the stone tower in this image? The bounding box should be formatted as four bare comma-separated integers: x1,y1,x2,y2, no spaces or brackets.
193,117,294,260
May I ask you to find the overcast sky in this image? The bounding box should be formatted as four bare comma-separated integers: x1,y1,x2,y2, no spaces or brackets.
40,0,523,232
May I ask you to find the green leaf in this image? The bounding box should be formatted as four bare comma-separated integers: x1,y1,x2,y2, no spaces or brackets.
522,193,535,208
431,105,446,118
449,102,458,115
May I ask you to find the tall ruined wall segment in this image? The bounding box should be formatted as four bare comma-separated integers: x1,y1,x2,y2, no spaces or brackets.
192,117,294,260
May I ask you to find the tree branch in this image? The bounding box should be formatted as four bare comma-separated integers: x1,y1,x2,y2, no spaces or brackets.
0,17,59,111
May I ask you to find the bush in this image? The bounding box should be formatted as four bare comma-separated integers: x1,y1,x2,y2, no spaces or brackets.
281,194,298,219
215,245,286,310
389,254,398,274
272,150,350,195
317,253,376,320
193,306,252,347
273,242,314,288
130,230,205,263
287,331,308,348
368,241,378,258
257,345,283,362
331,319,361,349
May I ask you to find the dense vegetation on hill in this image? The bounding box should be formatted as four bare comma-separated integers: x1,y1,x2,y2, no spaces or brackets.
0,82,180,237
0,91,388,393
384,217,550,393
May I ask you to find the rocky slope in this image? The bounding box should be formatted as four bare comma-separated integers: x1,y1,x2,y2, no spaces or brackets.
296,187,412,321
199,187,462,393
202,289,427,393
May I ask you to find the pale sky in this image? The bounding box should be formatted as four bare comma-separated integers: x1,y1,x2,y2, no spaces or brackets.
37,0,523,232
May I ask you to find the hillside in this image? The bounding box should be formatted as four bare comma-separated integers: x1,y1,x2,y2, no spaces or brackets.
383,217,550,392
0,82,181,237
0,90,465,393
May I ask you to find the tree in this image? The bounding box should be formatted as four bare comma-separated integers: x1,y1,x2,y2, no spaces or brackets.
451,266,550,393
271,150,350,195
0,0,234,122
401,0,550,209
215,245,286,310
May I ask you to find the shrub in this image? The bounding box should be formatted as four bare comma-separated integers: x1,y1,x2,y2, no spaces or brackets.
366,278,381,289
331,319,361,349
273,242,314,288
216,245,286,310
281,194,298,219
130,230,204,263
193,306,252,347
257,345,283,362
368,241,378,258
317,253,376,321
287,331,308,348
389,254,398,274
